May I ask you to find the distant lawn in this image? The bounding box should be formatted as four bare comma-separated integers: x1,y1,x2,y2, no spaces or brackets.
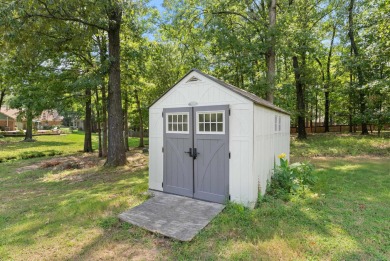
291,133,390,157
0,134,388,260
0,132,148,162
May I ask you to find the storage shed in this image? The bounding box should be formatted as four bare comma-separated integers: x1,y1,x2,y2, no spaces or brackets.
149,69,290,207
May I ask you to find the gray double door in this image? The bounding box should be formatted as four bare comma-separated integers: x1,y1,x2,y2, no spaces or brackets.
163,105,229,204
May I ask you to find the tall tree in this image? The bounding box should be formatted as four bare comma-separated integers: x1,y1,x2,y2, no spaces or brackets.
10,0,129,165
324,24,336,132
292,56,307,139
266,0,277,103
347,0,368,134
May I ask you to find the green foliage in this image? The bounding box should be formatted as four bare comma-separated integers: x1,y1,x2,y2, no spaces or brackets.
266,156,315,201
19,151,45,159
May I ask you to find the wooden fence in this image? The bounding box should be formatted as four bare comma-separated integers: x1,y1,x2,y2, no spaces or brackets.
290,124,390,134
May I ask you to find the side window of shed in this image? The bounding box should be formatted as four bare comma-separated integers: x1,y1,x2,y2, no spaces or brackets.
274,115,278,132
279,116,281,132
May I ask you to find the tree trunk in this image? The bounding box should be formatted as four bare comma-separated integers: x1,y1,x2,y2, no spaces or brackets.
24,110,34,141
348,0,368,135
95,87,102,157
124,87,129,151
266,0,276,103
292,56,306,139
105,7,126,166
324,91,330,132
134,89,144,147
0,89,6,109
315,91,318,129
324,25,336,133
84,87,93,153
101,83,108,157
98,35,108,157
349,48,353,133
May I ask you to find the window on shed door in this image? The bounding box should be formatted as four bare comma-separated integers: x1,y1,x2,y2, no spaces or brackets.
197,111,224,134
166,112,189,134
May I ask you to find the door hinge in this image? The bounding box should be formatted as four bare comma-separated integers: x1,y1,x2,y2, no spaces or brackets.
162,147,164,153
229,109,231,116
229,152,231,159
162,112,164,117
229,195,231,200
162,182,163,187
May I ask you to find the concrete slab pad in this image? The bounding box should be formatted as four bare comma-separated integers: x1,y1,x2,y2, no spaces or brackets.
118,191,225,241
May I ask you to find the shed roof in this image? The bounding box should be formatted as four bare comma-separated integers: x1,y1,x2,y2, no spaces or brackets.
150,69,290,115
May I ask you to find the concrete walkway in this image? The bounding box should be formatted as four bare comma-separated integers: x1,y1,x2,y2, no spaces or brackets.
118,191,225,241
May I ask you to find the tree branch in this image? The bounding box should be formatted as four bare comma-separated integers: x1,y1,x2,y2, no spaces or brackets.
24,1,108,31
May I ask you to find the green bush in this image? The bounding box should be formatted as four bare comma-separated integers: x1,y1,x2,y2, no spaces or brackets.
0,150,63,163
45,150,63,157
20,151,46,159
266,154,316,201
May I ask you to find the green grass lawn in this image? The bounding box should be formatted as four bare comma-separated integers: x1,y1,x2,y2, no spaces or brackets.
291,133,390,157
0,134,389,260
0,133,148,162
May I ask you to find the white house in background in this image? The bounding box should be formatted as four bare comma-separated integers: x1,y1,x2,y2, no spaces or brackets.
148,69,290,208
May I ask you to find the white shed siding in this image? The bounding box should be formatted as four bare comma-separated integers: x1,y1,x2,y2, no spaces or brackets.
253,105,290,196
148,110,164,190
149,71,255,206
229,103,254,206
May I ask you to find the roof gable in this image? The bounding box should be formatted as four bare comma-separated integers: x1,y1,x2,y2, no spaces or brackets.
0,107,18,120
0,112,15,120
150,69,290,115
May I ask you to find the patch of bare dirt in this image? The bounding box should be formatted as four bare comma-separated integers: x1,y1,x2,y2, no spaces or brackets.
16,148,148,174
43,155,105,171
16,164,41,174
126,151,148,172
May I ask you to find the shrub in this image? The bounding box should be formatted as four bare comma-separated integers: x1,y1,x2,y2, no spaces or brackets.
45,150,63,157
20,151,45,159
266,153,316,201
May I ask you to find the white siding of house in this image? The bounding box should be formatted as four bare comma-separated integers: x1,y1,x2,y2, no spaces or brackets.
253,105,290,197
149,71,255,206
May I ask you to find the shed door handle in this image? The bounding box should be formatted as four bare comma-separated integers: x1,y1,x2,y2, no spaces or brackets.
185,148,193,157
193,148,199,159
